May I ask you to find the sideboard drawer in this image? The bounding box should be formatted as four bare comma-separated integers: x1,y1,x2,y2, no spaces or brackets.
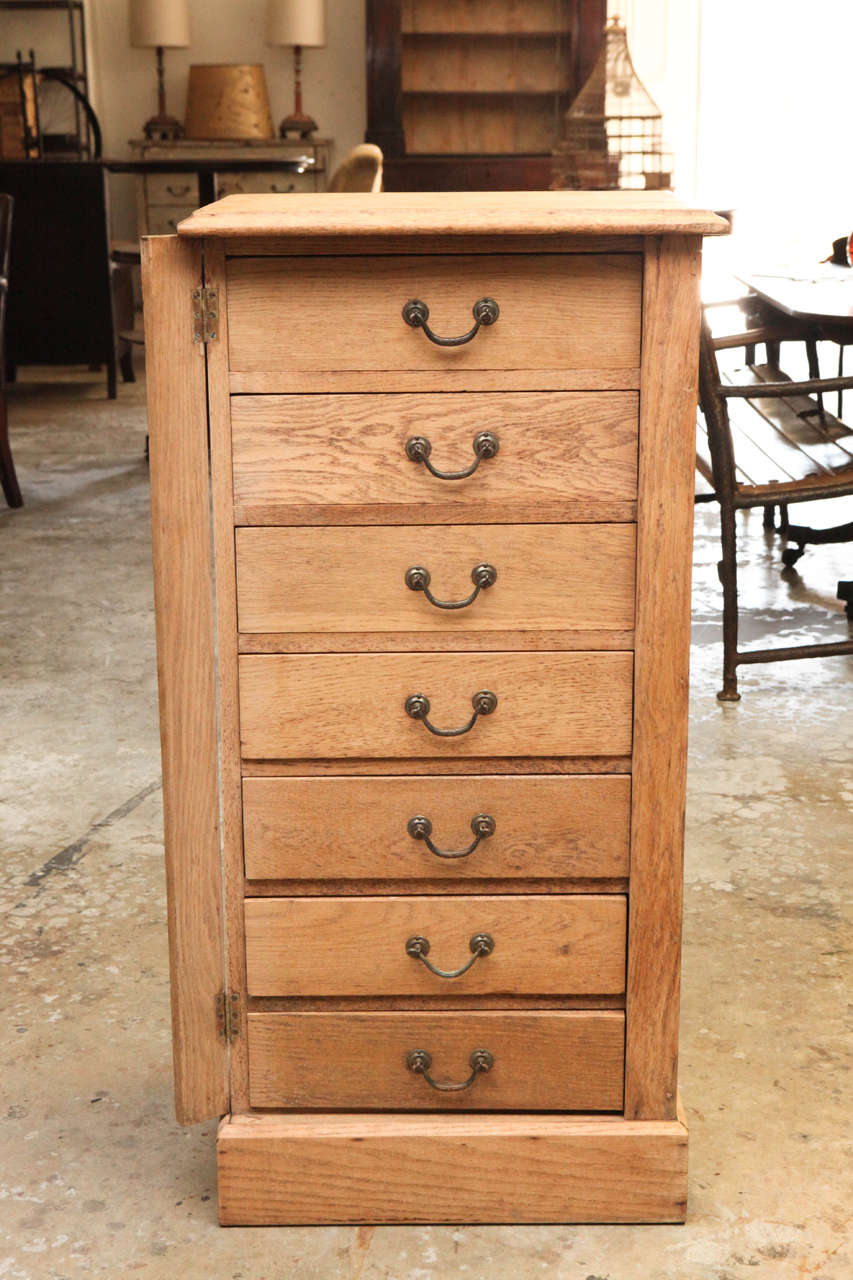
244,895,627,996
247,1011,625,1110
235,524,636,636
147,205,196,236
230,391,639,526
145,173,196,204
238,651,633,759
226,254,642,378
242,774,631,881
216,170,317,198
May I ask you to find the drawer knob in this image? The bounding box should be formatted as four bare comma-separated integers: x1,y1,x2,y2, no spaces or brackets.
405,563,497,610
405,430,499,481
402,296,499,347
405,932,495,979
404,689,497,737
406,1048,494,1092
407,813,496,860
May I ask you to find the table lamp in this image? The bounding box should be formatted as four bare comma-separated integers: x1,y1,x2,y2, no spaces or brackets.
129,0,190,141
265,0,326,139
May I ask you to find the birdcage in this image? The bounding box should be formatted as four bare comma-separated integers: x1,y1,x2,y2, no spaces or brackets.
552,15,672,191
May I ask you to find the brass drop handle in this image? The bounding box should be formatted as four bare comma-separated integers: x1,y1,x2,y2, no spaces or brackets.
406,1048,494,1092
402,296,499,347
405,430,499,480
406,932,494,978
407,813,496,860
404,690,497,738
405,563,497,610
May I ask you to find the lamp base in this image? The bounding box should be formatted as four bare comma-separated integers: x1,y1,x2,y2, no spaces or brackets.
143,113,185,143
278,111,318,140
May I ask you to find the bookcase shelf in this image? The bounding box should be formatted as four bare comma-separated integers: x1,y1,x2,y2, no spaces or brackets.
367,0,606,190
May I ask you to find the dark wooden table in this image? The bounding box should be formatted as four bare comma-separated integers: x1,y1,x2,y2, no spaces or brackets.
736,265,853,326
737,266,853,610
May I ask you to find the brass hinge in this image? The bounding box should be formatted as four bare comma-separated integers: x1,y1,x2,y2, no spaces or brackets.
191,286,219,343
215,989,240,1043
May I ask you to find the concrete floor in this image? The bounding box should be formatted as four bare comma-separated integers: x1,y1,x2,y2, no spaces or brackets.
1,365,851,1280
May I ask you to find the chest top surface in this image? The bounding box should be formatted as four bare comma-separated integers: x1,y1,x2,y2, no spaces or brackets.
175,190,728,241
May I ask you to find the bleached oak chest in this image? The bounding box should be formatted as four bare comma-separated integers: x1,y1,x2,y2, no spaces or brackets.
142,190,726,1225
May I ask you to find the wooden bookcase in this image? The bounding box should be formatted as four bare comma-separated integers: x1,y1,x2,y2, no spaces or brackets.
367,0,606,190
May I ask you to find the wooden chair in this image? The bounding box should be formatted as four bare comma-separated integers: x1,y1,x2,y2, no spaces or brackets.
327,143,383,193
0,192,22,508
697,311,853,700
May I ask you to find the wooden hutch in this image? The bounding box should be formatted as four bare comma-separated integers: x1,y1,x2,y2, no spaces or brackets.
366,0,607,190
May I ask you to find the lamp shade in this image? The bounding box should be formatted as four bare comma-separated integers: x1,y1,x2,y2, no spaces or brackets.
265,0,326,48
129,0,190,49
184,65,274,140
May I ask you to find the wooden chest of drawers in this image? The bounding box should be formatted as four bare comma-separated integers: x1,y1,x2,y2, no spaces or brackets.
142,191,726,1225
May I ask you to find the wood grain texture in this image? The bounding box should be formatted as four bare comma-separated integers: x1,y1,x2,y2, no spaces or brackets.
202,242,251,1113
226,254,641,375
247,1010,625,1110
217,1111,689,1224
238,651,634,760
625,235,702,1121
402,0,573,35
241,756,633,776
246,993,625,1011
231,391,639,526
235,525,636,635
242,774,631,881
141,235,227,1125
177,188,728,238
237,630,636,653
243,879,629,897
229,368,641,394
244,894,627,996
220,233,645,256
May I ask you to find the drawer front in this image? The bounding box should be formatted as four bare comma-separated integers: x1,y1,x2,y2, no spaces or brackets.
230,391,639,526
145,173,196,204
226,254,642,377
244,895,627,995
147,204,197,236
215,170,317,197
238,651,633,759
248,1011,625,1110
242,774,631,881
236,525,636,636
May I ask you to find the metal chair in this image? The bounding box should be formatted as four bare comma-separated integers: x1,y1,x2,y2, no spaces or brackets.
0,192,22,507
697,311,853,700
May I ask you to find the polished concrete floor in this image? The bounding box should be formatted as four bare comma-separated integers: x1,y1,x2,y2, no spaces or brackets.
1,366,851,1279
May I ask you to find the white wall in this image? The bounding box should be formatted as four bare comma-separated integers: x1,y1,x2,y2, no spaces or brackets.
696,0,853,262
618,0,853,266
615,0,703,198
2,0,367,238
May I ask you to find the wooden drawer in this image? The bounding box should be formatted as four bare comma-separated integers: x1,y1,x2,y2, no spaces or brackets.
216,170,317,198
226,254,642,381
238,651,633,759
244,895,627,995
235,525,636,637
247,1011,625,1110
242,774,631,881
145,173,196,204
147,204,197,236
230,391,639,526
